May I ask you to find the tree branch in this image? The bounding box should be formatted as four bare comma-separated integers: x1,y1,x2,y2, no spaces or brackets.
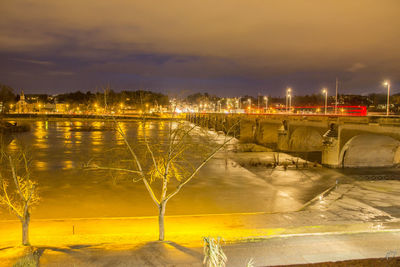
165,120,239,202
112,117,160,207
165,135,234,202
9,155,25,202
0,179,22,219
85,165,143,175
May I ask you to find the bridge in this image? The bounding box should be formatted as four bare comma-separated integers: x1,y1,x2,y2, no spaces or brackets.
187,113,400,168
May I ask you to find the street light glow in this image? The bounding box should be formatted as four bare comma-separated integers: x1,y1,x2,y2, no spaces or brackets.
286,88,292,113
322,88,328,115
384,80,390,116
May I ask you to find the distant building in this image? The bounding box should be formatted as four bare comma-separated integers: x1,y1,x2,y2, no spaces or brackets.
16,91,29,113
56,103,68,113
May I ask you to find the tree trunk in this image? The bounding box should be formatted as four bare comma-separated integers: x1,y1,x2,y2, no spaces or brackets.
158,202,166,241
22,211,30,246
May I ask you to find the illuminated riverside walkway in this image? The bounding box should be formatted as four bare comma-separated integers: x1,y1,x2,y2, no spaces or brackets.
1,212,400,266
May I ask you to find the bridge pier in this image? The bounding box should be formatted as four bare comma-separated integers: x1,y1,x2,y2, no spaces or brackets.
239,118,256,143
277,120,290,151
322,124,341,167
254,119,281,149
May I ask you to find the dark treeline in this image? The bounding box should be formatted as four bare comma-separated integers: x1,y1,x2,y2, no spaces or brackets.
186,92,220,104
55,90,169,108
0,84,169,108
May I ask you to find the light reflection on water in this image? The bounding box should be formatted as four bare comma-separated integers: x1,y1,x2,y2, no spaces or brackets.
0,119,302,219
4,120,168,173
34,121,49,150
8,138,18,151
34,160,48,170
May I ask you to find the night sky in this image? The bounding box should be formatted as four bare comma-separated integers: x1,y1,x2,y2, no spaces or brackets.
0,0,399,96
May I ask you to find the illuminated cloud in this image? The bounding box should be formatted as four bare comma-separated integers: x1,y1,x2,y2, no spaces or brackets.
346,63,366,73
0,0,399,94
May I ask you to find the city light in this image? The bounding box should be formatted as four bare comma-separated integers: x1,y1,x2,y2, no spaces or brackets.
264,96,268,112
286,88,292,113
384,81,390,116
322,88,328,115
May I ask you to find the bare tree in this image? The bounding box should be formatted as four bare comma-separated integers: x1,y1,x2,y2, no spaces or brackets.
0,149,39,246
88,118,237,241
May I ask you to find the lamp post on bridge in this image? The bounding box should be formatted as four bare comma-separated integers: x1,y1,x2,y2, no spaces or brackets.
322,88,328,115
248,98,251,113
384,81,391,116
286,88,291,113
264,96,268,113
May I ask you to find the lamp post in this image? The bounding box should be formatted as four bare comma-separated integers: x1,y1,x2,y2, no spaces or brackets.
264,96,268,113
248,98,251,113
286,88,291,113
335,78,338,114
322,88,328,115
384,81,390,116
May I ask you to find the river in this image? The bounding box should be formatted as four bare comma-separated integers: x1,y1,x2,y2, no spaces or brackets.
0,119,337,220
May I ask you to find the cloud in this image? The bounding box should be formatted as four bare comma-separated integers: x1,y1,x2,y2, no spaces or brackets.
13,58,54,66
47,71,74,76
346,63,366,72
0,0,399,93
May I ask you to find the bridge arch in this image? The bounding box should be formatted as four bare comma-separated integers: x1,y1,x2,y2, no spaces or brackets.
289,126,323,152
339,134,400,167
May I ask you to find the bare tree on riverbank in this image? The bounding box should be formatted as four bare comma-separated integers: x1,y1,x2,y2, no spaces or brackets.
87,118,237,241
0,148,39,246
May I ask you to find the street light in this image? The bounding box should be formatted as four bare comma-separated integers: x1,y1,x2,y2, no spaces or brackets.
286,88,291,113
384,81,390,116
264,96,268,113
322,88,328,115
248,98,251,113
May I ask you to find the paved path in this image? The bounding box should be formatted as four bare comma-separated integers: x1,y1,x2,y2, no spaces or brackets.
4,231,400,266
224,231,400,266
1,212,400,266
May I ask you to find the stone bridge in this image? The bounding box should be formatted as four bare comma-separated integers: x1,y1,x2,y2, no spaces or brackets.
186,113,400,168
